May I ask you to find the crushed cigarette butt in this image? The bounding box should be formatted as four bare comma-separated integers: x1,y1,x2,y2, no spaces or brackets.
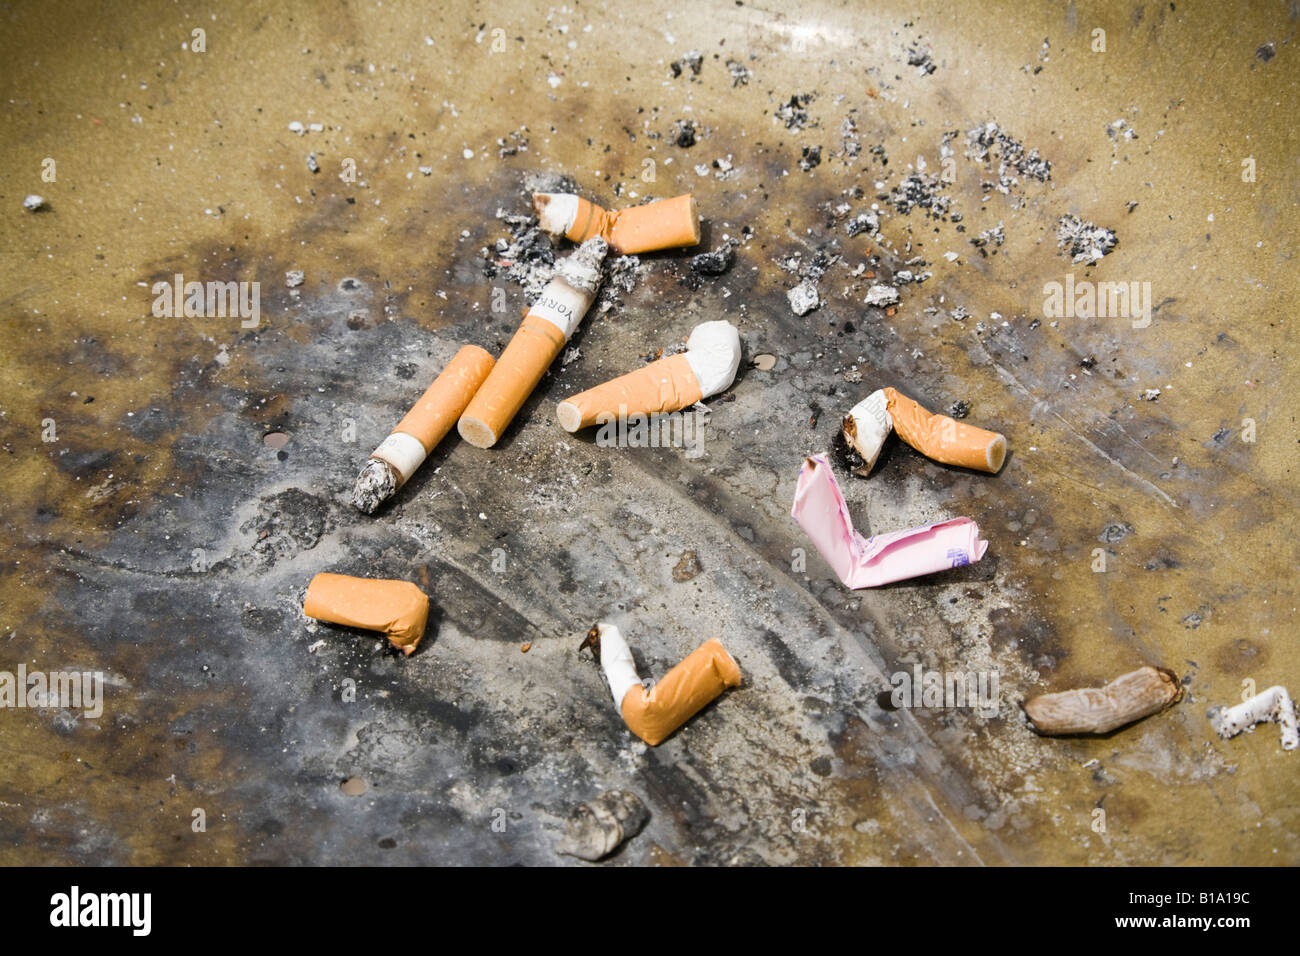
1209,685,1298,751
556,320,740,432
352,344,495,512
791,454,988,588
459,237,607,448
304,572,430,655
531,192,700,255
581,623,741,746
1024,666,1181,735
556,790,649,861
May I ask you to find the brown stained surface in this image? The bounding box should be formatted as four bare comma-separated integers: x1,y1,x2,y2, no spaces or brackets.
0,0,1296,865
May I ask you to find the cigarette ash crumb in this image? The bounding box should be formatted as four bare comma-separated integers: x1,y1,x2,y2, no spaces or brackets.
1056,214,1118,265
485,212,557,300
669,50,703,78
23,194,45,212
846,211,878,237
948,400,971,419
787,280,821,316
690,242,736,276
864,284,899,308
906,43,937,75
497,128,529,157
970,222,1005,255
964,122,1052,192
521,171,578,195
799,145,822,171
669,119,697,148
1256,42,1276,62
725,58,751,86
350,458,399,514
285,269,305,288
839,115,861,158
884,171,953,219
595,254,641,312
1106,118,1139,144
306,153,320,174
775,93,816,130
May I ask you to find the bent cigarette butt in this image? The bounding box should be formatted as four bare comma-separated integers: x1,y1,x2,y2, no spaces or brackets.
533,192,700,255
791,453,988,588
556,790,649,861
303,572,430,655
1208,685,1298,751
458,237,607,448
884,387,1007,473
556,320,741,432
583,623,740,746
351,345,494,513
842,389,892,474
1024,666,1180,735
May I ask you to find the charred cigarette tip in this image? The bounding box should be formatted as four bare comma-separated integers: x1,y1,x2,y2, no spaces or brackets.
350,457,400,514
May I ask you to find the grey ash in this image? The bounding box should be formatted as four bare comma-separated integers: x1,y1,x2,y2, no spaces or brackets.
351,458,399,514
884,172,952,219
1057,215,1118,265
725,59,751,86
690,243,736,276
776,93,816,130
670,119,697,148
799,145,822,171
670,50,703,78
965,122,1052,191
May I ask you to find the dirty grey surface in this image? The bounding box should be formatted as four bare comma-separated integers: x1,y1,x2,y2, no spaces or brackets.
1,0,1297,865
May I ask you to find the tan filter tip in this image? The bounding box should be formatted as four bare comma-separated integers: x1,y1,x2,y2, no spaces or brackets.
303,572,430,655
620,637,741,746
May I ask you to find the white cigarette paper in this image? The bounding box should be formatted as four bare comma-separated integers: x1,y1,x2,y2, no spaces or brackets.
842,389,892,473
1209,685,1298,751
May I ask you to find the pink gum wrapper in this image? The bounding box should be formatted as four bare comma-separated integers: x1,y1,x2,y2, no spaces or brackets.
791,454,988,588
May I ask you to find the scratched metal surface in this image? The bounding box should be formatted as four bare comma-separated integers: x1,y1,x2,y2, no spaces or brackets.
1,0,1296,865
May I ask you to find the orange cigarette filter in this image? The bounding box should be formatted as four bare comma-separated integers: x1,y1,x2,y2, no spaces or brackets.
534,193,700,255
586,623,741,746
458,237,606,448
557,353,702,432
622,638,741,746
884,387,1007,473
394,345,495,452
303,572,429,655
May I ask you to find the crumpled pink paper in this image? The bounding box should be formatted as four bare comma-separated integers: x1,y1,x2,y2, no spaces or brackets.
791,454,988,588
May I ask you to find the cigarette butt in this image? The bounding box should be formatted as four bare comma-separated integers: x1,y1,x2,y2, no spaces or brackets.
458,237,607,448
585,623,740,746
533,192,700,255
1023,666,1180,735
351,345,495,513
883,387,1007,473
303,572,430,655
1209,685,1298,751
556,320,740,432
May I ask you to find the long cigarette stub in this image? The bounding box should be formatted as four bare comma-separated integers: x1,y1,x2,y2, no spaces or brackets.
556,320,741,432
351,345,495,513
791,454,987,588
458,237,607,448
1023,666,1181,735
586,623,740,746
884,387,1007,473
1209,685,1298,751
303,572,430,655
532,193,700,255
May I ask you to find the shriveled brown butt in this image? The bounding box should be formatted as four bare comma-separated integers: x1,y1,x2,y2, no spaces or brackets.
1024,666,1181,735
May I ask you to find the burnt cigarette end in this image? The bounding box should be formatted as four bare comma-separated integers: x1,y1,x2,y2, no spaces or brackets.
350,457,399,514
1024,665,1180,736
556,790,649,861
